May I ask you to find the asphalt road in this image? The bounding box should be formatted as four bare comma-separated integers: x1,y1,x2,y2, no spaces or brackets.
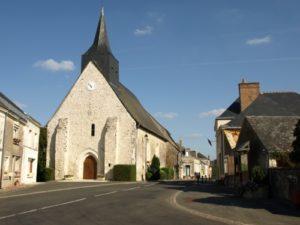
0,182,224,225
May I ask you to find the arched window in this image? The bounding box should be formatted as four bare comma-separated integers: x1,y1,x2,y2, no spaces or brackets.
91,124,95,137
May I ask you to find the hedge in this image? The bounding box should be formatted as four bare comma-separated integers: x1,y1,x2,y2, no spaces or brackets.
44,168,55,181
160,167,174,180
113,165,136,181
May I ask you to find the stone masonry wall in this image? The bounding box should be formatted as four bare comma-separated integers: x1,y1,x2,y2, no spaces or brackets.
47,62,137,180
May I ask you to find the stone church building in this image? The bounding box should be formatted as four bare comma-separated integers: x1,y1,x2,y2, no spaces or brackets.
46,9,179,181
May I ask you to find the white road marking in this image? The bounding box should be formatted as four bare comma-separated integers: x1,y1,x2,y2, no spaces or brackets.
144,183,157,187
0,214,16,220
122,186,140,191
0,182,137,199
18,209,38,215
41,198,86,210
94,191,118,197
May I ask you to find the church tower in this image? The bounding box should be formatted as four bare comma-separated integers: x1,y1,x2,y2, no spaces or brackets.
82,8,119,84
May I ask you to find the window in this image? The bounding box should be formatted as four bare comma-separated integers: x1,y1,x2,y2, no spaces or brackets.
28,158,34,174
91,124,95,137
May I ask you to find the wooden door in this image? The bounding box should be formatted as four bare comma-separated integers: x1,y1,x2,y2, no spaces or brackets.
83,156,97,179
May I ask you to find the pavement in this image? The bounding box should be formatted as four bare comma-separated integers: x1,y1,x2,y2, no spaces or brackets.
0,181,221,225
0,181,299,225
174,183,300,225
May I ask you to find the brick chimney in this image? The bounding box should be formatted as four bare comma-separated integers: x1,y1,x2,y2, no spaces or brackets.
239,79,260,111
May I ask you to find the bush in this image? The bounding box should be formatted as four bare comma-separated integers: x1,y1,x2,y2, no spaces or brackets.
146,171,153,181
160,167,174,180
251,166,266,184
160,169,167,180
37,127,47,182
44,168,55,181
149,155,160,180
113,165,136,181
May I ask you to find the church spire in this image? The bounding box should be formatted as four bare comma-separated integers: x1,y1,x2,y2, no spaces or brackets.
82,7,119,84
92,7,112,54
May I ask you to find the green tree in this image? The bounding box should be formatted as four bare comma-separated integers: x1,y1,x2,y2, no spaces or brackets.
149,155,160,180
37,127,47,181
290,120,300,166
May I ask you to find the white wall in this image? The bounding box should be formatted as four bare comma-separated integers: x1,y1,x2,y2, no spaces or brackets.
0,112,5,170
21,120,40,184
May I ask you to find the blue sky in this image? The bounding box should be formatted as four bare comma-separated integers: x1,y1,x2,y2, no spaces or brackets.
1,0,300,159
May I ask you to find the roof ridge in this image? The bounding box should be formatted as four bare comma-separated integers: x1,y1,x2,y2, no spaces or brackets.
262,91,299,94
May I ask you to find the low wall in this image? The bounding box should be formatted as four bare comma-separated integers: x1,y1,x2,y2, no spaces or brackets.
269,168,300,206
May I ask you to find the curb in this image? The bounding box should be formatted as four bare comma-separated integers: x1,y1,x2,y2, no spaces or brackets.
170,187,255,225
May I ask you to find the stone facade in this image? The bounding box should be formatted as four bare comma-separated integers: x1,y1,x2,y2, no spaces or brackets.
47,63,138,180
47,63,178,181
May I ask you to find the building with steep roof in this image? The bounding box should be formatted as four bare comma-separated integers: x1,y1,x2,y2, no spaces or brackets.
215,80,300,181
46,8,179,181
0,92,40,188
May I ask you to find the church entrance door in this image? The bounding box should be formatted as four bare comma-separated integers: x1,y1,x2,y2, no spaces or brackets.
83,156,97,179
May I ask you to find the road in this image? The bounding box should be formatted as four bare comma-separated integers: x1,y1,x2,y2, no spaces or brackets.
0,181,223,225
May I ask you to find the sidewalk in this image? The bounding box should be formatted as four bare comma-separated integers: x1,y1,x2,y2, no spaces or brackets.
173,184,300,225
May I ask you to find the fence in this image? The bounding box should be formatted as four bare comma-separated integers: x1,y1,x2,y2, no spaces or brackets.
269,168,300,206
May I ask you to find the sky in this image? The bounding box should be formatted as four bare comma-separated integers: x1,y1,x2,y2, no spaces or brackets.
1,0,300,159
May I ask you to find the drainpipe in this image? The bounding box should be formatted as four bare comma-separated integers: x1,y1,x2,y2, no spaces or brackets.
0,114,7,189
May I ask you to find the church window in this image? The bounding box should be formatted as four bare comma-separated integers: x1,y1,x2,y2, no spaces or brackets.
91,124,95,136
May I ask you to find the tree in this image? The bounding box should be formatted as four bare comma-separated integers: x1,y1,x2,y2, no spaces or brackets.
149,155,160,180
290,120,300,166
37,127,47,181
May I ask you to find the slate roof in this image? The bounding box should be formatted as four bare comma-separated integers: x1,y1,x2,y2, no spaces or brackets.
110,80,178,148
217,98,241,119
0,92,28,122
223,92,300,128
242,116,300,152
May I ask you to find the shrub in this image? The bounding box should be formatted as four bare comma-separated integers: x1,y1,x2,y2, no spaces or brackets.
251,166,266,184
290,120,300,166
37,127,47,182
160,167,174,180
160,169,167,180
146,171,153,181
113,165,136,181
44,168,55,181
149,155,160,180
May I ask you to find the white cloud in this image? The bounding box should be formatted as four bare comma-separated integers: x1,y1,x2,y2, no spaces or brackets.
199,108,225,118
155,112,178,120
246,36,271,46
34,59,75,72
183,133,203,140
147,12,165,23
134,26,153,36
14,101,27,109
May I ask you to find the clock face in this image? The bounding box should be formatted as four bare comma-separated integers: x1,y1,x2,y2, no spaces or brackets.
87,81,96,91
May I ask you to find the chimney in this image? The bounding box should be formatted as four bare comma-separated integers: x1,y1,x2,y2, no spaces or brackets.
239,79,260,111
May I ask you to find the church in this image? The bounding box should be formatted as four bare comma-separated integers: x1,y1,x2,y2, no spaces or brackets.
46,8,179,181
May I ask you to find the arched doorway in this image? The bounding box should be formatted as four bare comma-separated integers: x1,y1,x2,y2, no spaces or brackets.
83,155,97,179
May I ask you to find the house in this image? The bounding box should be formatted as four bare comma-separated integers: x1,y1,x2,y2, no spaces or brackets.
179,148,211,179
235,116,300,183
46,8,179,181
0,92,40,188
215,80,300,183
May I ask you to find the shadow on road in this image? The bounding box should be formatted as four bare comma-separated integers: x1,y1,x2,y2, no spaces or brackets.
160,181,300,218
